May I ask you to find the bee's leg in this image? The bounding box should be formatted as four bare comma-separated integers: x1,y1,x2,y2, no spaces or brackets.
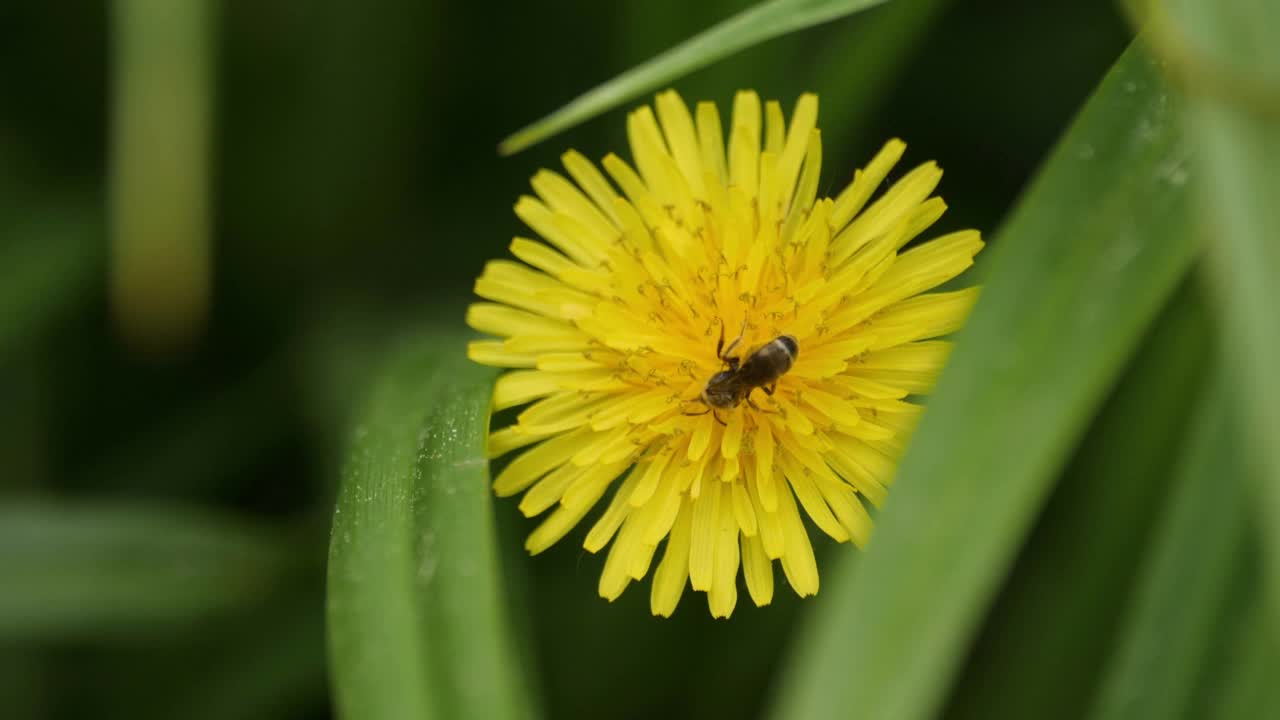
720,318,748,367
763,383,776,396
747,388,779,414
682,399,711,416
712,410,728,426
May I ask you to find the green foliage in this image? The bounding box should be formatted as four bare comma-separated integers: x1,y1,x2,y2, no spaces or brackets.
326,335,533,720
5,1,1277,719
1168,0,1280,632
1087,374,1252,720
0,501,298,640
947,279,1213,720
770,40,1197,720
498,0,892,155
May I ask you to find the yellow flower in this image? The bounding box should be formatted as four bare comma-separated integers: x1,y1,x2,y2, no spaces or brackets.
467,90,982,618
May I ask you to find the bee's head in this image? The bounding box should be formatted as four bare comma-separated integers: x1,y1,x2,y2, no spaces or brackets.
701,370,740,409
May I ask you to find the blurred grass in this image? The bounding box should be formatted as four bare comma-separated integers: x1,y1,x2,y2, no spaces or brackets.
803,0,952,157
0,198,102,357
771,39,1196,720
326,332,534,720
0,651,46,720
1086,375,1252,720
498,0,892,155
11,1,1277,719
109,0,213,353
1165,0,1280,632
946,277,1212,720
1193,572,1280,720
0,500,304,640
139,590,328,720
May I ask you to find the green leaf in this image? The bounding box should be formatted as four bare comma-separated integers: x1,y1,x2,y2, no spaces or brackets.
0,501,295,640
770,40,1197,720
1163,0,1280,630
326,334,536,720
497,0,892,155
946,278,1213,720
1086,375,1250,720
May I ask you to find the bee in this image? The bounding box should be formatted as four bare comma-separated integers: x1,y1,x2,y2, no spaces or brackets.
692,321,799,421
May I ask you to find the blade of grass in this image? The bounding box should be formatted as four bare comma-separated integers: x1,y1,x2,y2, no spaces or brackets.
0,501,296,640
1159,0,1280,631
497,0,893,155
326,333,536,720
110,0,213,352
770,39,1196,720
1086,374,1251,720
945,276,1213,720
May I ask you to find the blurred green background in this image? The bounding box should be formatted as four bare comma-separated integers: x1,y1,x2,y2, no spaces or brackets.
8,0,1257,718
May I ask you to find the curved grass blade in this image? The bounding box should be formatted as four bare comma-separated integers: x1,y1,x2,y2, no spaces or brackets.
770,40,1197,720
0,501,294,640
1087,375,1252,720
497,0,892,156
946,278,1213,720
1163,0,1280,631
326,335,535,720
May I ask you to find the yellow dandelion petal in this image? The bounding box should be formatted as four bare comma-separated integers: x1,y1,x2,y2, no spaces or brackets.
731,480,758,537
741,532,774,607
777,484,820,597
468,90,983,617
751,473,786,561
688,478,722,592
728,91,762,198
709,483,741,618
650,503,693,617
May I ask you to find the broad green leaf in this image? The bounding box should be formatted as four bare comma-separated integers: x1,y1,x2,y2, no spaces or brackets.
1165,0,1280,630
946,278,1213,720
326,335,535,720
497,0,892,155
0,501,294,639
1087,375,1251,720
771,40,1197,720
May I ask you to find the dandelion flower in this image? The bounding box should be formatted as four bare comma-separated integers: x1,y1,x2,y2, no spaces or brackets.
467,90,983,618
